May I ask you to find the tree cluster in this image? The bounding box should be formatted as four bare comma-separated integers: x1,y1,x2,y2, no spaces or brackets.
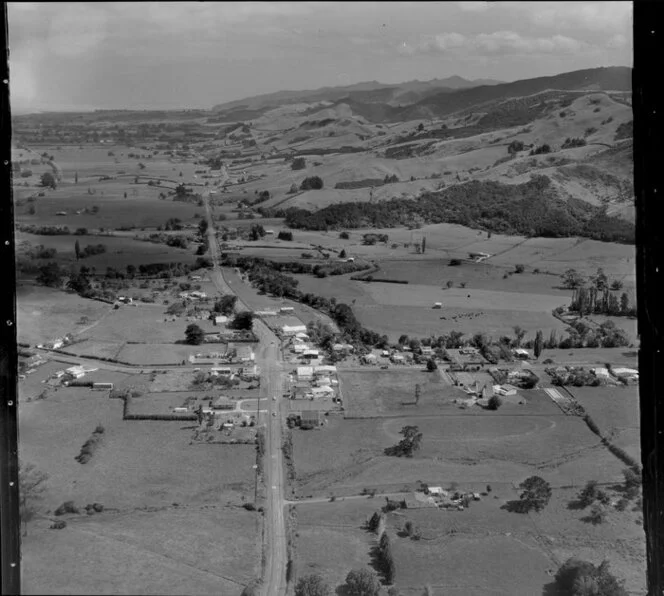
279,176,634,244
384,425,423,457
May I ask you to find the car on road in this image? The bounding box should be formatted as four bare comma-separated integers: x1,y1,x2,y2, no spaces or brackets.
272,396,277,401
272,412,277,417
380,365,389,369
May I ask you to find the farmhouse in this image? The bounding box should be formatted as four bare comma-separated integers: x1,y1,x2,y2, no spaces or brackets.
612,367,639,381
214,315,228,325
212,397,234,410
513,348,531,360
493,384,518,396
65,365,98,379
447,349,487,371
297,366,314,381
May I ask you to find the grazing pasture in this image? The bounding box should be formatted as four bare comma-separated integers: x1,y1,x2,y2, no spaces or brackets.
22,507,260,596
16,283,111,346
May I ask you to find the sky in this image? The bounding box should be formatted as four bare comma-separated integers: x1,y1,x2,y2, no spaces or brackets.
7,1,633,113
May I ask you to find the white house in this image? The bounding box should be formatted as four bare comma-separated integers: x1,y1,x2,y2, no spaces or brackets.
303,349,320,358
428,486,445,496
513,348,531,360
297,366,314,381
214,315,228,325
493,384,518,396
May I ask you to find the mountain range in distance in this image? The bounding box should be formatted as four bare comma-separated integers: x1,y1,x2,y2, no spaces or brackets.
211,66,631,124
212,75,506,113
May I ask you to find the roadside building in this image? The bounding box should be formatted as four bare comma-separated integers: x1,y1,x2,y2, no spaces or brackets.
212,397,234,410
297,366,314,381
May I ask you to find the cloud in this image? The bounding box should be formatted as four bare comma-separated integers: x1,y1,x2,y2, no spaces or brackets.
456,1,491,12
404,30,586,57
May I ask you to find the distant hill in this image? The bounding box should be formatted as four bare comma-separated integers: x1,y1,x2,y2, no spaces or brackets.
336,66,632,124
211,76,505,113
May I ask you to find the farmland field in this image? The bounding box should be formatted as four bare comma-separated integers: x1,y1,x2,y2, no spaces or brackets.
18,382,260,594
293,489,645,596
16,283,112,346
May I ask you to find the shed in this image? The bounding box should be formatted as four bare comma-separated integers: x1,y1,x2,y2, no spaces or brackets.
300,411,321,426
282,324,308,336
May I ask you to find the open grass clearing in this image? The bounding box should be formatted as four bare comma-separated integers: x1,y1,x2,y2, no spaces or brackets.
18,386,256,512
115,343,213,365
78,305,184,344
354,304,569,342
292,412,612,497
22,506,260,596
16,284,112,346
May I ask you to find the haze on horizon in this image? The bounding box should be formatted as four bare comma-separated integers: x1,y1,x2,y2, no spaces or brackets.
8,1,632,114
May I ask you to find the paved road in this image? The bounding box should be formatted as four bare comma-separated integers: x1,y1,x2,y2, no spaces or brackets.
203,179,287,596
